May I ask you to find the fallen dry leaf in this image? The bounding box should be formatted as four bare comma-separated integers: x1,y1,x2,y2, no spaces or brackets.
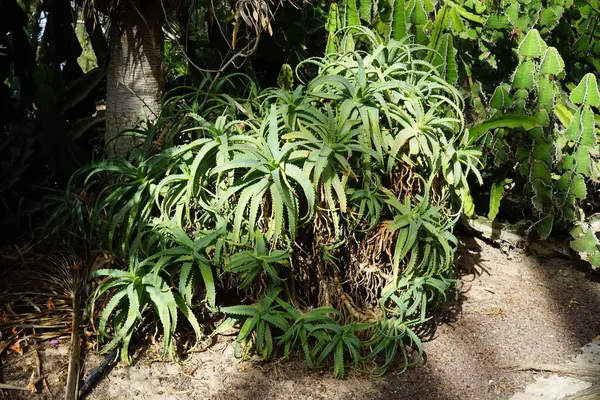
71,256,83,271
0,341,11,355
10,342,23,355
27,371,38,393
474,306,504,316
46,298,55,309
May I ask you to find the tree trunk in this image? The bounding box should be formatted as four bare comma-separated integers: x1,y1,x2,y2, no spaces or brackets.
105,3,165,157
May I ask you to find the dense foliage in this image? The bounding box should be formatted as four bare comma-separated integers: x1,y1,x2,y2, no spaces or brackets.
51,28,482,376
323,0,600,264
5,0,600,379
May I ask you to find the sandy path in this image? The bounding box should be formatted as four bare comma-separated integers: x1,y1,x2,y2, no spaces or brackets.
3,238,600,400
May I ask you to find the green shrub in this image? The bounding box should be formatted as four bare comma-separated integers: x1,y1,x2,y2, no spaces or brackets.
54,28,480,376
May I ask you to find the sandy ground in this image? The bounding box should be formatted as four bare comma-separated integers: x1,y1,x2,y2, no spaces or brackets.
2,237,600,400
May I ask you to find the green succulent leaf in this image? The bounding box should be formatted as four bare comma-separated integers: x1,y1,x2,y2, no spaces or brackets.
392,0,408,40
571,229,599,254
359,0,372,21
565,108,597,148
490,86,511,111
346,0,361,26
539,47,565,75
433,34,458,84
517,29,547,59
571,174,587,199
537,76,556,110
536,108,550,126
512,60,535,90
468,115,537,144
570,73,600,107
410,0,428,25
536,214,554,240
488,180,505,221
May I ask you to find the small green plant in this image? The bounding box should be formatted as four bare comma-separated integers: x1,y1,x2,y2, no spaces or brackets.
219,287,291,359
224,232,291,289
276,303,339,364
91,243,203,361
310,321,369,378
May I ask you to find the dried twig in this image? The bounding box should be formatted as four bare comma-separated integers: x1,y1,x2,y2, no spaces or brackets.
0,383,30,391
65,292,81,400
31,346,42,391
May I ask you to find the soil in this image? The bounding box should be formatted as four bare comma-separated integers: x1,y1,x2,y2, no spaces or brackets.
2,237,600,400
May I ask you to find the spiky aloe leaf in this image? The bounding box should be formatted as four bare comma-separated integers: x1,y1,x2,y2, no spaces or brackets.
101,298,137,359
147,276,178,354
93,269,132,279
518,29,546,58
174,294,203,343
539,47,565,75
98,290,127,340
198,259,216,309
570,73,600,107
210,317,237,337
220,305,258,317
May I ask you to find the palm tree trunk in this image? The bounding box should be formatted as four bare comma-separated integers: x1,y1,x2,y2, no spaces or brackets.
105,3,165,157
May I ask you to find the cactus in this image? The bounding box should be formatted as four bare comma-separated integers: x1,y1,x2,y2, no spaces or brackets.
486,28,600,261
